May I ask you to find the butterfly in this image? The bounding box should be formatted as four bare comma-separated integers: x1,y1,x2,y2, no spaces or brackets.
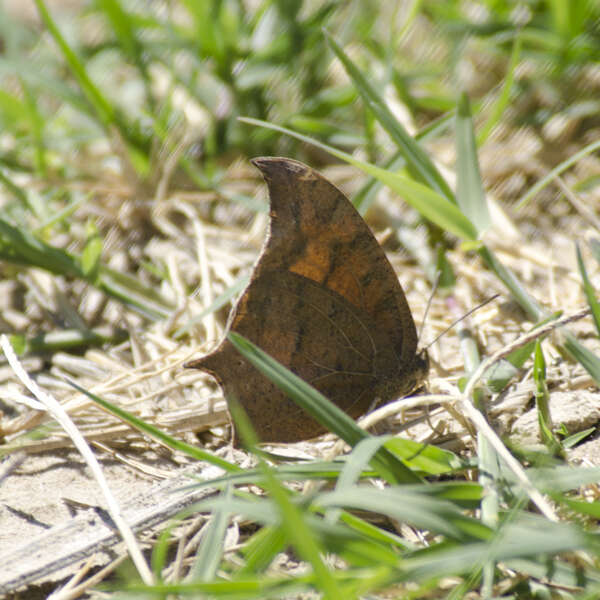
186,157,428,443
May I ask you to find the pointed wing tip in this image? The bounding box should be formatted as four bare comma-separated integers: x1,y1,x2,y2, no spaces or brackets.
184,343,229,378
251,156,309,177
184,352,218,372
183,357,207,370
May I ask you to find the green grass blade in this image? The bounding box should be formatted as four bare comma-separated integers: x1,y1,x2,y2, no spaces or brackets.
0,169,31,209
384,437,465,475
561,427,595,449
561,332,600,387
180,0,228,64
20,79,48,175
33,0,115,127
239,526,287,576
152,522,178,577
316,486,491,543
0,217,174,320
526,465,600,492
338,510,413,551
228,332,421,484
174,275,250,339
0,217,85,277
80,223,102,282
32,0,148,174
10,326,127,355
576,242,600,337
66,378,241,473
174,461,376,490
455,92,490,233
517,138,600,209
477,245,543,320
336,437,390,492
534,340,564,456
96,0,150,88
0,88,31,127
230,402,343,600
125,575,307,597
325,31,455,203
401,518,590,582
352,151,404,215
477,35,521,146
240,117,478,240
7,58,92,118
589,237,600,265
485,312,561,392
97,265,174,320
186,484,232,582
561,497,600,520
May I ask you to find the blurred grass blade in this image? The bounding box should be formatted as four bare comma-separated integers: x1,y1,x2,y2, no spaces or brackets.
174,275,250,339
477,36,521,146
96,0,151,93
152,522,178,576
0,217,85,278
0,217,174,320
561,332,600,386
10,326,127,355
97,0,138,59
485,312,561,391
126,577,302,596
452,274,498,596
175,461,377,490
240,117,477,240
337,437,389,491
534,340,564,456
316,487,491,543
230,401,343,600
352,151,404,215
517,138,600,209
33,0,115,127
186,484,232,582
97,265,174,320
384,438,465,475
239,527,287,577
66,378,241,473
181,0,227,63
526,465,600,492
0,88,31,130
22,80,47,174
400,518,591,582
81,222,102,282
455,92,490,233
588,237,600,265
576,242,600,337
33,0,147,174
477,245,543,320
228,332,421,484
325,31,455,203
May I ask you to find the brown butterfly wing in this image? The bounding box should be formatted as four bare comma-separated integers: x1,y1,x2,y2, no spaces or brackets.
186,157,428,443
193,271,386,441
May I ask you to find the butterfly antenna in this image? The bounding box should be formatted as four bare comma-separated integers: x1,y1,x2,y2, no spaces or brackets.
425,293,500,350
417,271,440,345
